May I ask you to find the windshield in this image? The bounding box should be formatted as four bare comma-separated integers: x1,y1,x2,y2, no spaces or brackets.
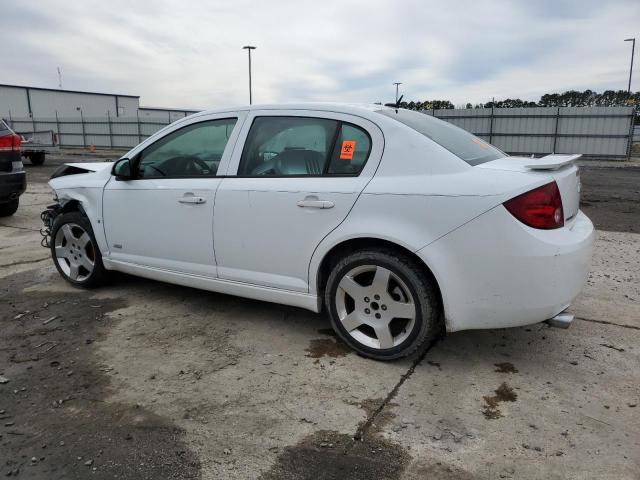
376,109,505,166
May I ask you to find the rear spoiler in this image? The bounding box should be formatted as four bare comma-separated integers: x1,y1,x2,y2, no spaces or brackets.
525,154,581,171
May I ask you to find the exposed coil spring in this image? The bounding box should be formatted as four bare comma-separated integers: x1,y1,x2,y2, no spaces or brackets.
40,204,62,248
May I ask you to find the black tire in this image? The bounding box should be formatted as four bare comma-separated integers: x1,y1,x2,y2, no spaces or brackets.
50,211,108,288
0,199,19,217
324,248,441,360
29,152,46,165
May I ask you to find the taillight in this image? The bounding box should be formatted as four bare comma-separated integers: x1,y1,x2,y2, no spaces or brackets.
0,133,21,152
503,181,564,229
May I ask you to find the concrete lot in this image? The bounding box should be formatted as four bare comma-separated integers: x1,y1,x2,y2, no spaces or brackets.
1,153,639,479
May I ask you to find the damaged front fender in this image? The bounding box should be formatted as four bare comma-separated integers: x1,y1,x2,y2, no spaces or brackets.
47,164,113,256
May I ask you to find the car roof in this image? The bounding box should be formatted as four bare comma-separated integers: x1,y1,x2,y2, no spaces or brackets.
195,102,394,120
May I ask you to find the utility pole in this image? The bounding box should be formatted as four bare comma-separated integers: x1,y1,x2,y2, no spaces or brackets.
624,38,635,93
242,46,257,104
57,67,62,89
393,82,402,104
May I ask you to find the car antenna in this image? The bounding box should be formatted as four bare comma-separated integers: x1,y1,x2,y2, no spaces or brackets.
383,94,403,112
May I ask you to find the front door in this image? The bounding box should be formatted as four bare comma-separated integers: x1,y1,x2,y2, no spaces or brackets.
103,114,243,277
214,110,383,292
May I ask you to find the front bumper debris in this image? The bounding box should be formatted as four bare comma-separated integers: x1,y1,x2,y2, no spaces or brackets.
40,203,62,248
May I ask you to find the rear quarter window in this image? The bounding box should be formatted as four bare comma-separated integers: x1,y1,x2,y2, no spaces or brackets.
377,109,505,166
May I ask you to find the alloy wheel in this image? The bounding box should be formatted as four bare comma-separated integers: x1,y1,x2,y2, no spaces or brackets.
54,223,95,282
334,264,416,349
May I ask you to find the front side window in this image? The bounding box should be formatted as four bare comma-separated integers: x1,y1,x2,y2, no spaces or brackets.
376,108,504,166
137,118,237,178
238,116,372,176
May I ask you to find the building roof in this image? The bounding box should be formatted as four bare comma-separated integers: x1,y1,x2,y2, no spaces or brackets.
138,106,201,113
0,83,140,99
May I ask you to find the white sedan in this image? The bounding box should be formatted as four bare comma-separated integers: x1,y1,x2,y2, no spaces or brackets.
43,104,594,360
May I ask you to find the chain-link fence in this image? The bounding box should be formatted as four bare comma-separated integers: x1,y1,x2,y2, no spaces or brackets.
6,112,172,150
428,106,636,160
5,106,637,159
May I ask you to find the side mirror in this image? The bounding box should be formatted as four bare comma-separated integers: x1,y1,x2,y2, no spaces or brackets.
112,158,133,180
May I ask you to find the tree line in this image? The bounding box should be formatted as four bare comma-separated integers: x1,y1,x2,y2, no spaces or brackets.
395,89,640,112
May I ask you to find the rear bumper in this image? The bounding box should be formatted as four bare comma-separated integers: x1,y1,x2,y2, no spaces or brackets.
417,207,594,332
0,172,27,203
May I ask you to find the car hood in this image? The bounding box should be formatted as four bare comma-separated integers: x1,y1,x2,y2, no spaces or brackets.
51,162,114,177
49,161,114,191
67,162,114,172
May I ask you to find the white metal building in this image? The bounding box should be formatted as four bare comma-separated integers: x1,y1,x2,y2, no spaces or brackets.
0,84,198,120
138,106,201,122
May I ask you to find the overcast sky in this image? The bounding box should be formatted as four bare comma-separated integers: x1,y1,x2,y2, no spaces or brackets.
3,0,639,109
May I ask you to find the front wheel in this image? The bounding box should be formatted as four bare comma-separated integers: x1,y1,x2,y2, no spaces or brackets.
0,199,19,217
324,249,441,360
50,211,108,288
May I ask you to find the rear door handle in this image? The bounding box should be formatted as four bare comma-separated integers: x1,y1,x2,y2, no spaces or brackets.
297,199,334,209
178,195,206,204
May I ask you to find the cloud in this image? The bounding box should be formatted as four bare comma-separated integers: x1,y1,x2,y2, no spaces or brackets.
2,0,639,109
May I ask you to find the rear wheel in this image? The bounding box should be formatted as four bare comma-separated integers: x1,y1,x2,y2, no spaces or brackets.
50,211,108,288
29,152,45,165
0,199,19,217
324,249,441,360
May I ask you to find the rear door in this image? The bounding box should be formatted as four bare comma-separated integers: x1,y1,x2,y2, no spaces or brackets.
213,109,384,292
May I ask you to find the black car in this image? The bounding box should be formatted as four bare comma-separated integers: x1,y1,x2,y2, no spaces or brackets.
0,119,26,216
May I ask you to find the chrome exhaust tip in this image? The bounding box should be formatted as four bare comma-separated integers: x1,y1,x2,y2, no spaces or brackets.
545,311,574,329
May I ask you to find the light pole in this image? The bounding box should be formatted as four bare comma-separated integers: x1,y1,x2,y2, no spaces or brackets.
242,46,257,104
624,38,635,93
393,82,402,104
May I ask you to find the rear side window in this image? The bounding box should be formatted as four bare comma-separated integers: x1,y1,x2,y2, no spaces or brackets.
238,116,371,176
326,123,372,175
376,109,504,166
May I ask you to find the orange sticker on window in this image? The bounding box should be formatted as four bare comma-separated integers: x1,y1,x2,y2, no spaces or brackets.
472,137,489,149
340,140,356,160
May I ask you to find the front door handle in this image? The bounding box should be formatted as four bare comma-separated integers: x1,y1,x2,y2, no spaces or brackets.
297,198,334,209
178,194,206,204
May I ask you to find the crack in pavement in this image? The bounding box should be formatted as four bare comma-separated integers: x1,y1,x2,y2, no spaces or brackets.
0,256,50,268
577,316,640,331
349,311,639,443
0,223,41,232
18,202,53,207
353,346,431,441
